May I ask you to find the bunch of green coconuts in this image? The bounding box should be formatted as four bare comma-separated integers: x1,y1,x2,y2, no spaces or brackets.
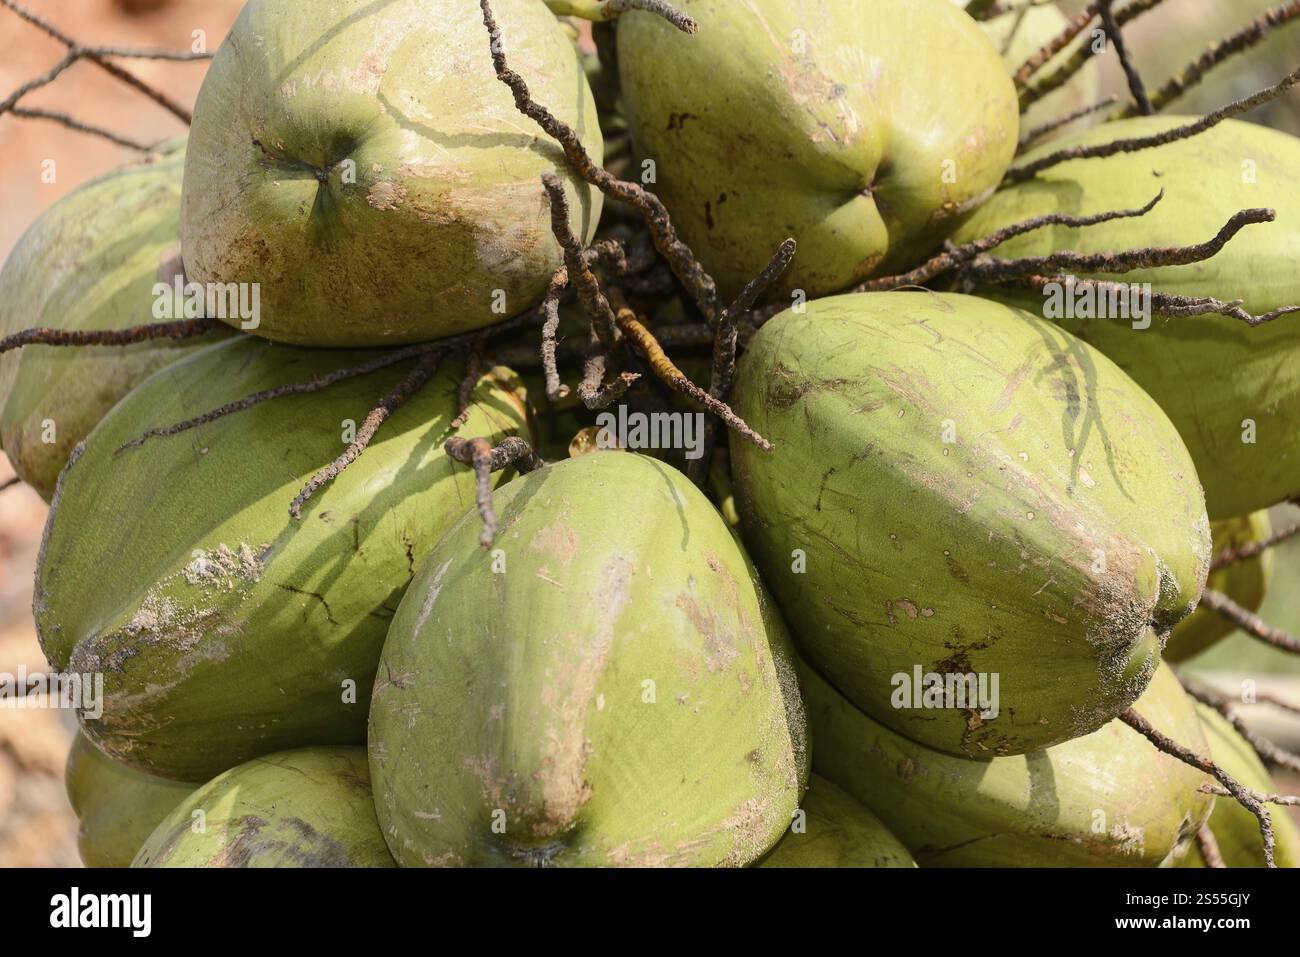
3,0,1299,868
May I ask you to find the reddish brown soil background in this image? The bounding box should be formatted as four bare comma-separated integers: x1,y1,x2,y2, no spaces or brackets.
0,0,1297,866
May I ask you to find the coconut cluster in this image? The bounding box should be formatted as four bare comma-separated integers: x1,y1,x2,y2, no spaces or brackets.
4,0,1299,868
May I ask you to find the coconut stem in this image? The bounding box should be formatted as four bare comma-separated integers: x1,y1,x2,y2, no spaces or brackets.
1210,517,1300,570
1199,588,1300,657
444,436,545,548
1013,3,1100,87
1119,706,1276,868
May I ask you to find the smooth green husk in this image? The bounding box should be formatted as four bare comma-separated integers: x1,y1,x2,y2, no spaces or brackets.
757,775,915,868
65,732,194,868
369,452,808,867
617,0,1019,302
1166,511,1273,663
804,659,1214,866
730,291,1210,757
134,747,394,867
0,137,225,498
953,117,1300,520
182,0,603,346
36,336,529,782
1179,703,1300,868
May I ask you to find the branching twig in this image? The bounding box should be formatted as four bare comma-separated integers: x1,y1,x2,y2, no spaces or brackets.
1120,707,1276,868
480,0,720,323
1098,0,1152,115
859,191,1164,292
1008,67,1300,184
0,0,202,124
1123,0,1300,116
444,436,545,547
1013,3,1099,86
1019,0,1170,111
959,208,1276,283
1178,672,1300,775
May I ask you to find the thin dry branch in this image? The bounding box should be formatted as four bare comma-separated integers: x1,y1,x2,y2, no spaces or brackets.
960,207,1275,283
1019,0,1170,111
1210,518,1300,570
1013,3,1099,86
859,191,1164,292
1008,67,1300,183
1019,95,1119,151
1120,706,1275,868
0,317,217,355
1098,0,1152,115
1200,587,1300,655
1178,672,1300,775
1195,826,1226,868
289,352,442,520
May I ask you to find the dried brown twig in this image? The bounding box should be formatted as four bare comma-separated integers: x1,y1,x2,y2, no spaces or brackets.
1121,0,1300,117
1019,96,1119,151
1013,3,1099,86
0,0,207,136
480,0,720,323
1199,588,1300,656
1098,0,1152,115
1008,67,1300,184
0,317,218,355
444,436,545,548
1195,826,1226,868
1178,672,1300,775
1210,516,1300,570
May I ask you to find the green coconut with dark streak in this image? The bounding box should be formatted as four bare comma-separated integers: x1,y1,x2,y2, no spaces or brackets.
758,775,915,869
1178,702,1300,868
730,291,1210,757
65,732,194,868
369,451,808,867
0,137,225,499
181,0,602,347
617,0,1019,303
953,117,1300,520
36,336,529,782
134,747,394,867
804,659,1215,867
1166,511,1273,663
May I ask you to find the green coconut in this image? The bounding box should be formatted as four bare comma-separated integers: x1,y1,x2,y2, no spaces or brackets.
1181,702,1300,868
0,137,226,499
758,775,915,869
134,747,394,867
181,0,603,346
36,336,530,782
616,0,1019,302
804,658,1215,866
953,117,1300,520
730,291,1210,757
65,732,194,868
1166,511,1273,663
369,451,808,867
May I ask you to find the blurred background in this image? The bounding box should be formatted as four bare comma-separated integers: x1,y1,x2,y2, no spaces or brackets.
0,0,1297,866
